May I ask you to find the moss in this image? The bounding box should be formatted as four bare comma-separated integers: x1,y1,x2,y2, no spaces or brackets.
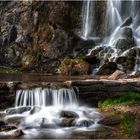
0,67,21,74
98,92,140,109
120,113,134,136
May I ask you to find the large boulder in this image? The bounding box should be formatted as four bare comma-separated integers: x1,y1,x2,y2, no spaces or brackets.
5,116,24,125
120,26,133,39
98,115,121,126
60,110,79,118
116,38,135,52
96,62,118,75
8,129,23,137
116,47,140,71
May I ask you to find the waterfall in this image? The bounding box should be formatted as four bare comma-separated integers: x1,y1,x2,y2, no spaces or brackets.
106,0,122,36
11,87,100,130
15,88,78,107
81,0,94,39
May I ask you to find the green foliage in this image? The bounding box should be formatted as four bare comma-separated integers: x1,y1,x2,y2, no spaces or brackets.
120,113,134,135
98,92,140,108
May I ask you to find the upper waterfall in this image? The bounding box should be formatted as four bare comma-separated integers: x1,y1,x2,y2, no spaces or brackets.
81,0,94,39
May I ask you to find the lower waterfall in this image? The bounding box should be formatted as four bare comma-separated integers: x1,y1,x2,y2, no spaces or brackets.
15,88,78,107
4,87,101,138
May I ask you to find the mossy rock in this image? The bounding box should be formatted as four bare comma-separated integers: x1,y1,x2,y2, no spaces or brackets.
116,38,135,52
60,57,90,76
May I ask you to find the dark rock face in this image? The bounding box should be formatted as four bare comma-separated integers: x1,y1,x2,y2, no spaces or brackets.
0,1,82,73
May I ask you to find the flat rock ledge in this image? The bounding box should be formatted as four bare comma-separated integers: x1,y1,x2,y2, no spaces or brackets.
0,78,140,108
65,78,140,106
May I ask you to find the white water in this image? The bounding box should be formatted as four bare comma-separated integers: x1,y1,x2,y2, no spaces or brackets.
15,88,78,107
82,0,94,39
5,87,101,137
84,0,140,73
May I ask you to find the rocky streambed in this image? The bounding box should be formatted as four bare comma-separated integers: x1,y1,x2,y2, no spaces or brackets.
0,74,139,139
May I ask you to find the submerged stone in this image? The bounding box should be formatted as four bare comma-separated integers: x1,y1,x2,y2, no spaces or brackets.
59,118,75,127
8,129,23,137
76,119,94,127
6,107,31,115
60,111,79,118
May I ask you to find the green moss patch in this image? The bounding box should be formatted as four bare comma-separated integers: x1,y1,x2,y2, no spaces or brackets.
0,67,21,74
98,92,140,109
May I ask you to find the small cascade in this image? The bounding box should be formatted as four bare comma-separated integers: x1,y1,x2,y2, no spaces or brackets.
15,88,78,107
81,0,94,39
5,87,101,134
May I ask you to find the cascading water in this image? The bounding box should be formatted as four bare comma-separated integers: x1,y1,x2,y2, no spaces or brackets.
81,0,94,39
4,87,101,138
15,88,78,107
85,0,140,73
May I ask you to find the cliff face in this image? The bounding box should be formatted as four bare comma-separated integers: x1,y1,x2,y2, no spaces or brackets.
0,1,82,73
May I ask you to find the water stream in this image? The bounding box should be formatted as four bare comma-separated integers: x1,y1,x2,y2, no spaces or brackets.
4,87,101,138
82,0,140,73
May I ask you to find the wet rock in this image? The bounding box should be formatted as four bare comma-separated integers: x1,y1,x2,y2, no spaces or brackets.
76,119,94,127
8,129,23,137
108,70,127,80
73,38,95,56
84,56,99,65
116,38,135,52
0,121,6,127
0,125,17,132
6,107,31,115
59,118,75,127
98,115,121,126
71,126,113,139
129,71,140,78
89,46,104,57
5,116,24,125
0,112,6,119
121,17,132,27
60,111,79,118
29,106,41,115
123,47,140,58
116,56,127,64
120,26,133,39
96,62,117,75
